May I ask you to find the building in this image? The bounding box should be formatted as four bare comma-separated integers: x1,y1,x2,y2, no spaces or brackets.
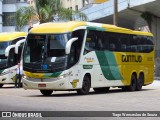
81,0,160,76
27,0,33,5
0,0,28,32
60,0,108,10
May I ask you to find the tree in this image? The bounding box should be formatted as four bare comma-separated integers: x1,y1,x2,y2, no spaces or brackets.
15,0,87,31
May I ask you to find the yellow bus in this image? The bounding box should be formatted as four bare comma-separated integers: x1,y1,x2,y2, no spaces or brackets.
0,32,26,88
22,22,154,96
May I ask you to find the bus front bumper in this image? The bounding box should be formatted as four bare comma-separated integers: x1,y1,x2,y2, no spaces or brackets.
22,77,69,90
0,74,14,84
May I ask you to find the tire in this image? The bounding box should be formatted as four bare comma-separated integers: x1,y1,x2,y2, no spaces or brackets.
40,90,53,96
77,76,91,95
121,87,127,91
93,87,110,93
0,84,3,88
126,74,137,91
136,74,144,91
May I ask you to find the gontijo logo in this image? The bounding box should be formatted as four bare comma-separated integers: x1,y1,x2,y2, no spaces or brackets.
122,55,142,62
84,57,95,63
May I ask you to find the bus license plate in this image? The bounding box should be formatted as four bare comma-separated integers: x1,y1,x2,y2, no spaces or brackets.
38,84,46,87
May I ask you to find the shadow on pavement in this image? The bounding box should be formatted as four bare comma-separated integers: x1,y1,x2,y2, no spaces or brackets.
27,88,155,98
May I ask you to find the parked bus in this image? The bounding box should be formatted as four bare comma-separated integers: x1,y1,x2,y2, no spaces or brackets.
0,32,26,88
22,22,154,96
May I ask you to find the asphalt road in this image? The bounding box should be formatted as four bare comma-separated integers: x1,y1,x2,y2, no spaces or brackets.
0,80,160,120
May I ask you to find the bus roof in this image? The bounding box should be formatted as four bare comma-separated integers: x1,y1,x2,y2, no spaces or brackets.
29,21,153,36
0,32,27,42
30,22,86,34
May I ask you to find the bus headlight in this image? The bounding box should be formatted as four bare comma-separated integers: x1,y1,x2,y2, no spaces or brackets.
22,75,27,79
57,72,72,80
58,75,65,79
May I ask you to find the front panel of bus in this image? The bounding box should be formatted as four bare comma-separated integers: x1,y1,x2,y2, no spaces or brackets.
22,29,86,90
0,38,25,85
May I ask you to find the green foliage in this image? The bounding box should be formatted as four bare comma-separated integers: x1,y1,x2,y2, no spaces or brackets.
15,0,87,31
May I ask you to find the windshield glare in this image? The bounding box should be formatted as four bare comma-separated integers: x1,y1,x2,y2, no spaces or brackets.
24,33,71,63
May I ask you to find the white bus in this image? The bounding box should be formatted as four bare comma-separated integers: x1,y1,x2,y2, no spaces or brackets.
0,32,26,88
22,22,154,96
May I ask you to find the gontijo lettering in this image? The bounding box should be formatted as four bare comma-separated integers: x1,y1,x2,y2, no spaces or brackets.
122,55,142,62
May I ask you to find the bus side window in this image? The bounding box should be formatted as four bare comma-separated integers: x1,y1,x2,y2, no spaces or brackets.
84,30,98,54
97,38,103,50
102,32,109,50
108,32,118,51
8,48,16,67
109,44,115,51
121,44,126,51
69,30,85,67
11,37,25,63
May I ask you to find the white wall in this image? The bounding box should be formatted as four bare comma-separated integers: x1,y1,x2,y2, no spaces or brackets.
2,1,28,32
3,4,17,12
151,17,160,53
16,2,28,9
151,17,160,76
3,26,16,32
3,26,28,32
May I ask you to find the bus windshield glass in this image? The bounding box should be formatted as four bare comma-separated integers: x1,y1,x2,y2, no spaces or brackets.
0,42,9,63
23,34,71,64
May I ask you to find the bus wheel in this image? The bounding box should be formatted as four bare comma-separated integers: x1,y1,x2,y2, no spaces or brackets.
0,84,3,88
93,87,109,93
77,76,90,95
19,83,23,88
40,90,53,96
136,74,144,91
126,74,137,91
121,87,127,91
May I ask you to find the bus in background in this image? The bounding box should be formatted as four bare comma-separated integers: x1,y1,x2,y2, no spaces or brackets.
0,32,26,88
22,22,154,96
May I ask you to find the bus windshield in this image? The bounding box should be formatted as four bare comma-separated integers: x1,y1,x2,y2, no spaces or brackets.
23,33,71,64
0,42,9,64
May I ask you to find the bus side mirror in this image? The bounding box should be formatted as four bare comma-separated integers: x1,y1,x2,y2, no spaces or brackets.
5,45,16,57
15,39,26,54
65,37,78,54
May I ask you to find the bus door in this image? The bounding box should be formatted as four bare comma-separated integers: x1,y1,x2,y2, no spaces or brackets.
5,37,25,83
84,30,105,87
68,30,85,89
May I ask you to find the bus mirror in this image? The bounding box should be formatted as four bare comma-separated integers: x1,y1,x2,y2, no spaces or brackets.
65,37,78,54
5,45,16,57
15,39,26,54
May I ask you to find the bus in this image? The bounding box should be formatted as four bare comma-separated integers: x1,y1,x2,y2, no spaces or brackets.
0,32,26,88
22,21,154,96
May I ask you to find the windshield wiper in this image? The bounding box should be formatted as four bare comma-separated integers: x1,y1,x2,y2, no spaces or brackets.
32,60,42,63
